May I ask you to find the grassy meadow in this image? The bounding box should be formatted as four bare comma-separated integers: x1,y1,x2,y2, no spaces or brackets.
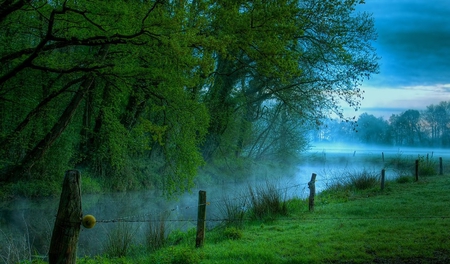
4,150,449,264
76,171,450,263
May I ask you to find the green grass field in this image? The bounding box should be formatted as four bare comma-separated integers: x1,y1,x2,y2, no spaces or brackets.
76,172,450,264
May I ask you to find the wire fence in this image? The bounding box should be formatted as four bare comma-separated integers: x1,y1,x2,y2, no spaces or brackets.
89,162,448,226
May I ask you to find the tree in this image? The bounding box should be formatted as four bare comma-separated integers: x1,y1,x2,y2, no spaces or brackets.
0,0,379,195
0,1,210,194
423,101,450,147
199,0,379,162
356,113,390,145
389,110,422,146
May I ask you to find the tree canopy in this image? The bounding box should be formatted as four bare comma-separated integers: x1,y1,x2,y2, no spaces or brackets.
0,0,379,196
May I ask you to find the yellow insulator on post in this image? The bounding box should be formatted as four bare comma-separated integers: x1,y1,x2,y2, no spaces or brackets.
82,215,96,229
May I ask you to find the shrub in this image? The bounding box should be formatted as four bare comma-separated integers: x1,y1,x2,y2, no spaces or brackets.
168,228,196,247
170,247,201,264
223,227,243,240
218,195,246,229
103,222,136,258
417,155,437,176
396,175,412,184
146,213,170,252
0,231,31,264
247,181,288,221
348,169,379,190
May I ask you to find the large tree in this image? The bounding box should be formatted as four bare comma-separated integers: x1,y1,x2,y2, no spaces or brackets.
199,0,378,162
0,0,379,194
0,0,210,193
423,101,450,147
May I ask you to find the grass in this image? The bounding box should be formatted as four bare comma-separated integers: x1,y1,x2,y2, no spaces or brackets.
73,172,450,264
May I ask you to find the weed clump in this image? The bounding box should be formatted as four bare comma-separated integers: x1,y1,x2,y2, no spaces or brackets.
170,247,202,264
103,222,136,258
248,181,288,221
146,213,170,252
218,195,246,229
223,226,243,240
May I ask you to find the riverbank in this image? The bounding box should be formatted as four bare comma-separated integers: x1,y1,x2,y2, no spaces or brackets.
76,173,450,264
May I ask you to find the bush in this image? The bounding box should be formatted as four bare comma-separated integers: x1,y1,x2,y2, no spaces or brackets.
247,181,288,221
396,175,412,184
417,155,437,176
104,222,136,258
146,213,170,252
324,169,379,192
348,169,379,190
223,227,243,240
170,247,201,264
218,195,246,229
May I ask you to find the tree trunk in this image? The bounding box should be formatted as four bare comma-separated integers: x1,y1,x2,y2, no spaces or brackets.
48,170,82,264
1,78,93,182
202,57,239,161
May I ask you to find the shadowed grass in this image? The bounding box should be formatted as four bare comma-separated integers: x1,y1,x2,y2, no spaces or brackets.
76,173,450,264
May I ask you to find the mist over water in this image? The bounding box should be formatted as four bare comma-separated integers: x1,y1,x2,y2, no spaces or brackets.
0,143,447,258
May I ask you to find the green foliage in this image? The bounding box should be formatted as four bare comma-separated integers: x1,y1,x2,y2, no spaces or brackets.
169,247,202,264
223,227,243,240
348,169,379,190
218,196,246,229
319,169,379,204
167,228,197,247
145,213,169,252
247,181,288,221
103,223,137,258
0,0,379,197
396,175,412,184
417,155,437,176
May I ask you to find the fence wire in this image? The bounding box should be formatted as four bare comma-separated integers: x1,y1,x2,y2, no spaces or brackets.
88,159,446,226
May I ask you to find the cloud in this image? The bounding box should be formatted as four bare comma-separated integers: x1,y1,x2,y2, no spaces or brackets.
355,84,450,119
358,0,450,87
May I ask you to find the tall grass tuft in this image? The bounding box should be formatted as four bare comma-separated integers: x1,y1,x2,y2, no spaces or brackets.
247,181,288,221
103,222,137,258
417,155,437,176
0,231,31,264
218,195,246,229
146,212,170,252
348,169,379,190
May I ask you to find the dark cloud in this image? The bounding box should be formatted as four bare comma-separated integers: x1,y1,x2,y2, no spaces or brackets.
358,0,450,87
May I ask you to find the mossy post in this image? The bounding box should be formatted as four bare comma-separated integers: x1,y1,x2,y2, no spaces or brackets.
196,190,207,248
49,170,82,264
415,159,419,182
308,173,317,212
440,157,443,175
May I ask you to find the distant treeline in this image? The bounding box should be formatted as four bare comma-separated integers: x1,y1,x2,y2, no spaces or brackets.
311,101,450,147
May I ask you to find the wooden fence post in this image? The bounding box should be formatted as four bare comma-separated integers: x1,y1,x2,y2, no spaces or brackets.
196,190,207,248
440,157,443,175
381,152,385,162
308,173,317,212
415,159,419,182
49,170,82,264
381,169,386,190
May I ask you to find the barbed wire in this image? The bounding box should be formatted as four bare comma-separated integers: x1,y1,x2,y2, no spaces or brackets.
88,163,445,225
93,215,450,224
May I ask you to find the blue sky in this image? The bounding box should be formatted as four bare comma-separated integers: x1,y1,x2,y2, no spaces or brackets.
354,0,450,119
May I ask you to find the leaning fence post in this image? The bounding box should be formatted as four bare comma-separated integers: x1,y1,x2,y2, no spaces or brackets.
196,190,207,248
381,169,386,190
440,157,443,175
308,173,317,212
49,170,82,264
415,159,419,182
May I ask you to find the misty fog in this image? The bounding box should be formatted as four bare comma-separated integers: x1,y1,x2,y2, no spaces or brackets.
1,142,447,258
